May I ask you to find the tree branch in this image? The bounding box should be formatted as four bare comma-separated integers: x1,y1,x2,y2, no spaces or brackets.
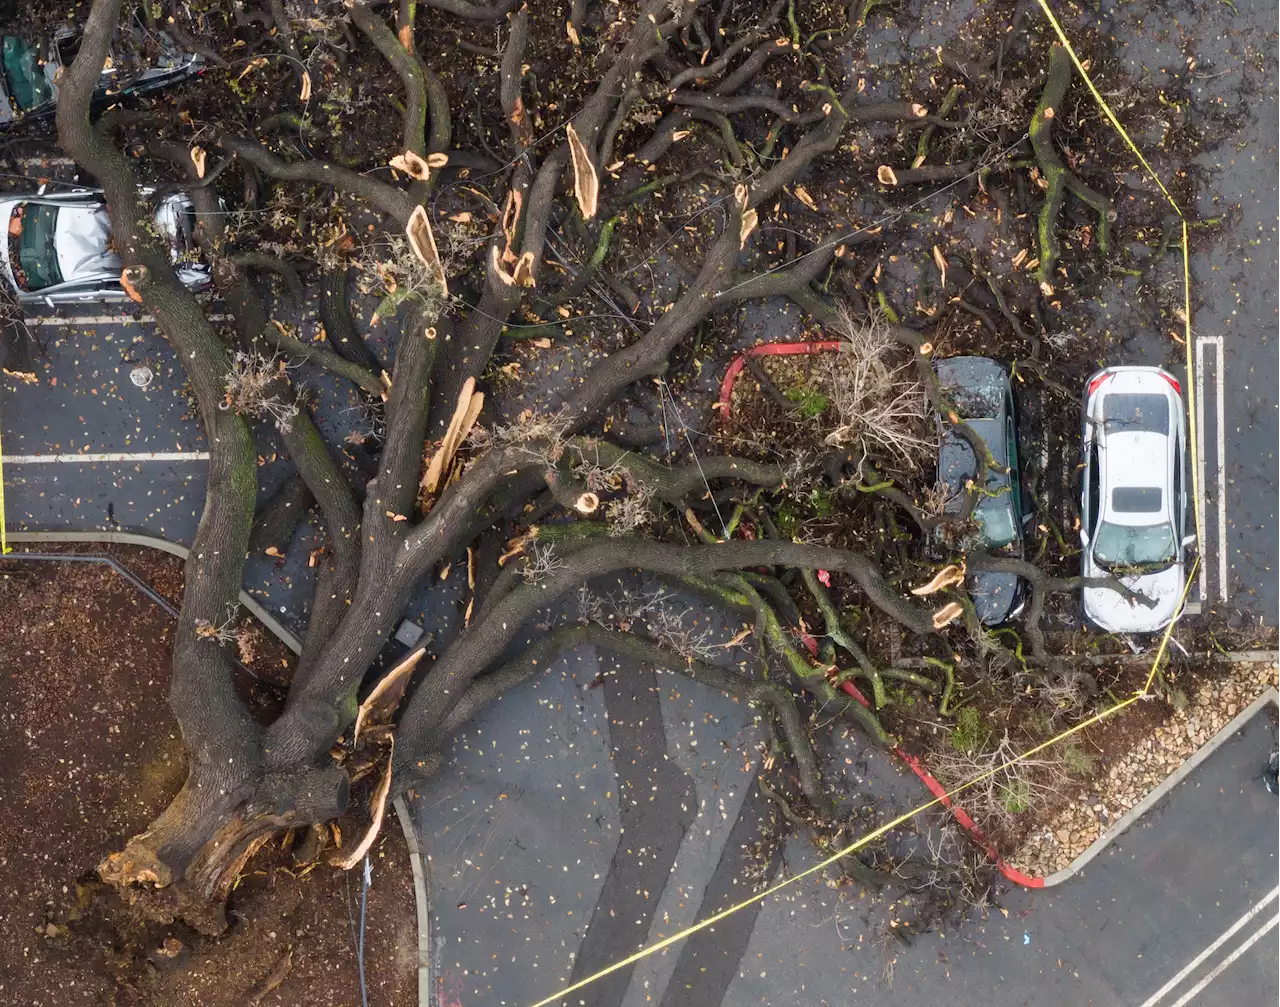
219,137,417,226
397,537,935,741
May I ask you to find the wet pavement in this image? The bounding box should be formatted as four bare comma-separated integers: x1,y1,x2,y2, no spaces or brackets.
0,1,1275,1005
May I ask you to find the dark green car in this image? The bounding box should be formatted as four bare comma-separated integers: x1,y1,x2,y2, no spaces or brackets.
934,356,1029,625
1,21,204,128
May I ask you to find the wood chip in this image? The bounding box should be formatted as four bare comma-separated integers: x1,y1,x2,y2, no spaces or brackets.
565,122,598,219
793,185,818,211
405,205,448,296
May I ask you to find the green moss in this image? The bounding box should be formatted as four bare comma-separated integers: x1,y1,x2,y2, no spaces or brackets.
1061,741,1096,776
950,706,990,755
784,386,830,418
1000,778,1031,814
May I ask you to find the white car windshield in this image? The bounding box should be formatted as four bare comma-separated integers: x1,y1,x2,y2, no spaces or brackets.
1093,521,1175,569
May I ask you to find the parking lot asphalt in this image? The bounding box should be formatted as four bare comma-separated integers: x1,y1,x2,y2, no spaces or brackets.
0,5,1274,1004
720,702,1278,1007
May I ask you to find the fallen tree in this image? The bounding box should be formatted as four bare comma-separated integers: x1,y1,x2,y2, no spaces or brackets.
51,0,1137,931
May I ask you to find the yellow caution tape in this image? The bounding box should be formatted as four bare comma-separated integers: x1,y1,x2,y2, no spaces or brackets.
1035,0,1181,216
531,700,1141,1007
529,8,1211,1005
532,571,1191,1006
1029,0,1198,550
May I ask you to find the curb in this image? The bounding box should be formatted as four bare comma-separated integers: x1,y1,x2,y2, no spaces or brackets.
7,530,303,654
393,796,432,1007
7,529,432,1007
1039,686,1279,886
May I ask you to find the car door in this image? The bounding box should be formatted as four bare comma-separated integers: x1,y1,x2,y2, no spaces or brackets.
1004,398,1024,550
40,276,121,306
1081,428,1101,549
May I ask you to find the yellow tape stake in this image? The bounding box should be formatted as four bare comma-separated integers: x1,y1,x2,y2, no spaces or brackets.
529,13,1209,1005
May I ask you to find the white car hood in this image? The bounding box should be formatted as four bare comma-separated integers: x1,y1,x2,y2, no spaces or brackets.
55,203,124,281
1082,560,1184,633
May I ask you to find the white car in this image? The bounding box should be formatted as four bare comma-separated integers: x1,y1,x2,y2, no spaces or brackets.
0,185,211,308
1080,366,1194,633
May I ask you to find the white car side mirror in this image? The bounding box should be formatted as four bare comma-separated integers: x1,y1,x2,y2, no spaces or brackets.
43,295,56,311
1080,529,1090,547
1182,534,1197,549
37,182,47,196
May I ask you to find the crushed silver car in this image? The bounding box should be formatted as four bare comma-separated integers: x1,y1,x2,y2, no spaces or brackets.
1080,365,1194,633
0,185,211,307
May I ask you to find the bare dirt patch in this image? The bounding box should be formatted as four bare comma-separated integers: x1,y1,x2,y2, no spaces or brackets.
0,547,416,1006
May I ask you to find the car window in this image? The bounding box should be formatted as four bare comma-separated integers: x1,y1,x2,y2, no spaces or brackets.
1093,521,1176,569
940,384,999,420
1172,454,1183,536
1112,487,1162,512
1086,442,1101,532
11,203,64,290
974,495,1017,550
1005,409,1023,520
2,37,54,111
55,33,82,67
1102,393,1169,434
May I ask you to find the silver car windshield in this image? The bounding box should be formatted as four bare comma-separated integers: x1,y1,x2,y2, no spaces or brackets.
1093,521,1175,569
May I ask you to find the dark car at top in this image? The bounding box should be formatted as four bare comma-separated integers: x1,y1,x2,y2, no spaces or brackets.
934,355,1029,625
1,20,203,129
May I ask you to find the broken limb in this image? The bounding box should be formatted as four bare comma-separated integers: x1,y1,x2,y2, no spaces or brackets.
565,438,784,505
800,568,887,709
1030,44,1115,284
258,323,385,397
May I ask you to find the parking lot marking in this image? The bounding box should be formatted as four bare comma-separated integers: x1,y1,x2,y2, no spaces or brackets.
4,451,210,464
1164,913,1279,1007
26,313,231,327
1194,336,1227,604
1135,883,1277,1007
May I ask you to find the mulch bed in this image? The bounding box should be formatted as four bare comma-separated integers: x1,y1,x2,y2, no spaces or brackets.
0,545,417,1006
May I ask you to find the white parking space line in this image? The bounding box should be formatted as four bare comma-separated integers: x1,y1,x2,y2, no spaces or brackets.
4,452,209,464
26,313,231,327
1164,913,1279,1007
19,155,75,167
1194,335,1228,604
1136,884,1277,1007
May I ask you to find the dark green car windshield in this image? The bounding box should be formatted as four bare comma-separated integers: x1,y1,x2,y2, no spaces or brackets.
11,203,63,290
2,37,53,111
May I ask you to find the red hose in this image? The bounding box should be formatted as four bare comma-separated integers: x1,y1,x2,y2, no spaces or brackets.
717,340,844,418
727,339,1046,887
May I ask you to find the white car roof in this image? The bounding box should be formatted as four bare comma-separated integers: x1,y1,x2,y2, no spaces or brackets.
1088,367,1182,526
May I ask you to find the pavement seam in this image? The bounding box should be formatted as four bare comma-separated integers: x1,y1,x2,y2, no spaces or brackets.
1041,686,1279,887
7,528,432,1007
